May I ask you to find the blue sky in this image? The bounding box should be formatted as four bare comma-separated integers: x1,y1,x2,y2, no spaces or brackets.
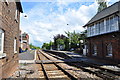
20,0,118,47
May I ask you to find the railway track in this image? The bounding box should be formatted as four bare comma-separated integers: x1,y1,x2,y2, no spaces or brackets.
44,52,65,60
37,50,77,80
43,50,72,59
43,50,120,80
68,62,120,80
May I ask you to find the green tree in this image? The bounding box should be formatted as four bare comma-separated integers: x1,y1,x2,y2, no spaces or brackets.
30,43,40,49
53,34,66,50
56,39,65,50
64,38,69,50
42,43,51,50
49,41,54,50
65,31,81,50
97,0,107,12
41,30,87,51
65,30,87,51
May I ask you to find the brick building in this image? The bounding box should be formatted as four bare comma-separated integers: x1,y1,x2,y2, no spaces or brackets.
0,1,23,78
84,1,120,62
20,32,30,52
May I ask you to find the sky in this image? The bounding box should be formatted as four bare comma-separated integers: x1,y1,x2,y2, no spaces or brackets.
20,0,119,47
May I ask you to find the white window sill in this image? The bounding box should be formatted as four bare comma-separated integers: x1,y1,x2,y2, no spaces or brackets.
0,53,6,59
5,2,9,5
106,54,112,57
15,19,18,23
92,53,97,56
14,51,17,54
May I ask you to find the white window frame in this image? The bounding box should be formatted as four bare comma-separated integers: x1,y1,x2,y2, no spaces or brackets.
91,25,93,36
104,19,106,33
15,9,18,22
0,29,6,59
106,18,110,32
106,43,113,57
14,38,17,53
110,16,114,32
89,27,91,36
94,24,97,35
92,45,97,56
0,31,4,53
99,20,104,34
94,23,98,35
93,25,95,36
4,0,9,5
87,26,91,37
102,20,104,34
87,27,89,37
96,22,100,35
87,15,119,37
114,16,119,31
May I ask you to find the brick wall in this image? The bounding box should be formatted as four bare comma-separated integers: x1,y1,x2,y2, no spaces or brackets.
0,2,21,78
87,32,120,61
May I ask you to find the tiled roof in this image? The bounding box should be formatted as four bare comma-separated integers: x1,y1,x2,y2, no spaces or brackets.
84,1,120,27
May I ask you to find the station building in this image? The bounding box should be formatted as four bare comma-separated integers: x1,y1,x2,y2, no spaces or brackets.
0,1,23,78
84,1,120,62
19,32,30,52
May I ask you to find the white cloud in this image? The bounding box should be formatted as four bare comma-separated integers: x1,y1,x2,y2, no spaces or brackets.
20,2,98,47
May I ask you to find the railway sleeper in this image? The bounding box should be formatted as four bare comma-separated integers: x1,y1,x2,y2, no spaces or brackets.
38,50,78,80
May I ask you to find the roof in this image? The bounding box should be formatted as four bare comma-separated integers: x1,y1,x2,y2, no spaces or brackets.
16,1,23,13
84,1,120,27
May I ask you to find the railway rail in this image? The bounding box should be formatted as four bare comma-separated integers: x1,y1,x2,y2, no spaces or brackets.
43,50,120,80
37,50,78,80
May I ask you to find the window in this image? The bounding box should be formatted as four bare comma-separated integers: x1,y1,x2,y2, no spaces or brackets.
4,0,9,5
87,27,89,37
104,20,106,33
110,17,114,31
93,45,97,56
114,16,119,31
89,26,91,36
106,18,110,32
96,23,100,35
106,43,112,57
0,29,6,59
99,22,101,33
90,26,93,36
87,15,119,37
87,26,91,37
94,24,97,35
15,9,18,22
90,25,94,36
0,29,4,53
93,25,95,36
14,38,17,53
87,27,90,37
100,20,104,34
